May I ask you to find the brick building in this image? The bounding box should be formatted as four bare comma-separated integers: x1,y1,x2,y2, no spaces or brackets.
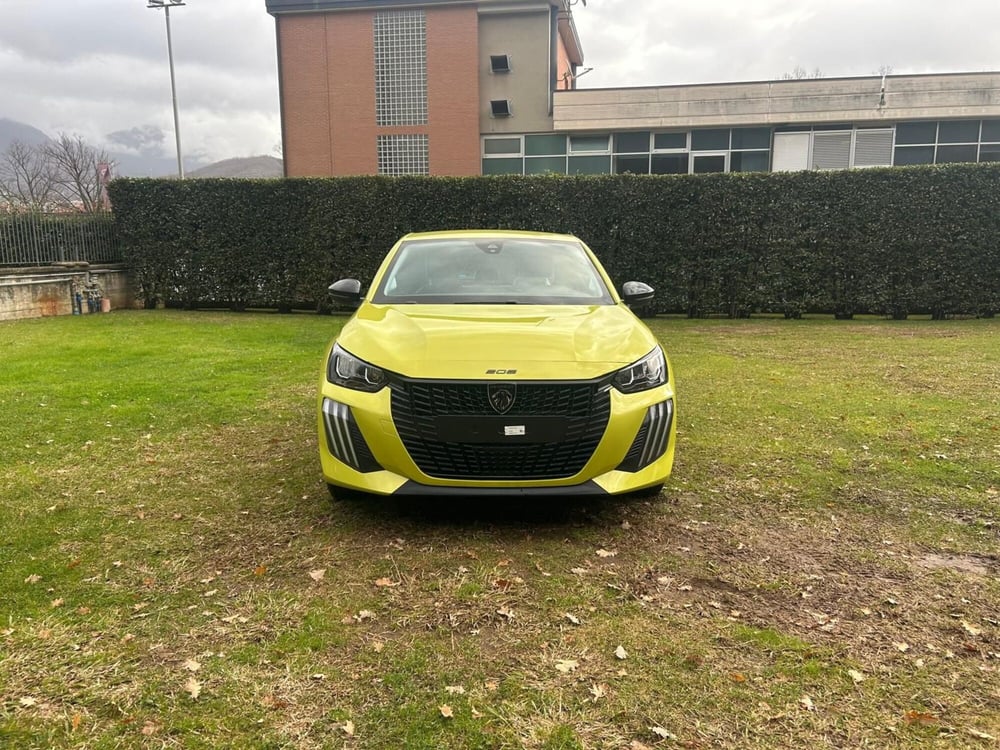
265,0,1000,177
265,0,583,177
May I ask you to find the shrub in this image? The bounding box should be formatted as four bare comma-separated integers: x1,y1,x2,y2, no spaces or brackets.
108,163,1000,317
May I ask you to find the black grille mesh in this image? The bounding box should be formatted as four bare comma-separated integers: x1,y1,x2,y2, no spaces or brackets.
391,379,610,480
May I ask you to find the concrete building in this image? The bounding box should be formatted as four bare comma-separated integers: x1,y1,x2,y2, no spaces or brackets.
264,0,1000,177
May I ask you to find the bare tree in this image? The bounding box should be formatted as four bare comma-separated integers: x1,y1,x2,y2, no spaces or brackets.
0,141,58,211
44,133,113,213
781,65,824,80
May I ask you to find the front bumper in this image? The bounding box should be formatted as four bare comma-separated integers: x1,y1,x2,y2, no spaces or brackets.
318,377,675,498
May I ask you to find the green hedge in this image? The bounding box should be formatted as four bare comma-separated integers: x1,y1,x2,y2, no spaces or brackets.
108,164,1000,318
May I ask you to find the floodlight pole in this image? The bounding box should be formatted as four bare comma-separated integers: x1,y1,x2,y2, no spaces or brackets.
149,0,186,179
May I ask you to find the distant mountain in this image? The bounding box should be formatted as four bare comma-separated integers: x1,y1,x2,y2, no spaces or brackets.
188,155,283,179
1,117,282,179
0,118,51,153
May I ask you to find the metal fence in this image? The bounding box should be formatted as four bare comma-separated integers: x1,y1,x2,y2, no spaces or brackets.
0,210,123,267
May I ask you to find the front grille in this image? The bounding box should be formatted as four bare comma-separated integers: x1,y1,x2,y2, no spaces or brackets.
391,379,610,480
322,398,382,473
617,399,673,472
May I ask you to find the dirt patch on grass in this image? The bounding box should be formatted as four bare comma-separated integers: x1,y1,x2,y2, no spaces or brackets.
917,552,997,576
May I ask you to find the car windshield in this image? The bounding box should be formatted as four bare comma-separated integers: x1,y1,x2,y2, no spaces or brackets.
371,237,614,305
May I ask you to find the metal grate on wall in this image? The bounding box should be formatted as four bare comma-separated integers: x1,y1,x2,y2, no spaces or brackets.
377,134,430,176
374,10,428,127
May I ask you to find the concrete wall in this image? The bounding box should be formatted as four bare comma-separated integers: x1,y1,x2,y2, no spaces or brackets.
478,10,554,135
0,266,136,322
553,72,1000,132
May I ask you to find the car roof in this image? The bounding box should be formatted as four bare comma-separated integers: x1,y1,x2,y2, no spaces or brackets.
399,229,581,243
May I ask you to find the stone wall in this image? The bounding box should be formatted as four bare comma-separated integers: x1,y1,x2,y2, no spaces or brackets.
0,265,137,322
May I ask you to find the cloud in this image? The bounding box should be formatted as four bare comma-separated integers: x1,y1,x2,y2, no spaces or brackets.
107,125,167,157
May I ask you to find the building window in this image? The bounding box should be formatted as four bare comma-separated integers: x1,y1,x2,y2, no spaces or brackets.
614,155,651,174
490,99,513,118
893,146,935,166
982,120,1000,142
812,131,852,170
568,155,611,174
653,132,687,151
730,151,769,172
936,144,978,163
483,137,522,156
937,120,980,144
895,121,937,145
691,129,730,151
569,135,610,153
613,131,651,154
853,129,894,167
525,134,566,156
490,54,511,74
374,10,428,127
651,153,689,174
730,128,771,150
377,134,429,176
892,119,995,166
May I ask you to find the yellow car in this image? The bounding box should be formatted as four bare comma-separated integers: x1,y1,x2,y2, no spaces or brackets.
319,230,675,499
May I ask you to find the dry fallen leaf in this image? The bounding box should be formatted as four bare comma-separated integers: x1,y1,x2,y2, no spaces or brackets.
183,677,202,700
353,610,376,622
19,696,37,708
253,565,267,577
904,710,938,726
596,548,618,558
961,619,982,637
372,640,385,653
799,695,815,711
24,574,41,584
848,669,865,684
439,704,454,719
308,569,326,582
445,685,466,695
484,680,499,692
555,659,579,673
650,726,677,740
141,721,159,736
374,577,397,588
965,728,996,741
261,694,289,710
342,720,356,736
496,607,515,621
183,659,201,673
71,714,83,732
589,683,607,701
615,645,628,660
565,613,581,625
570,567,589,575
50,598,64,608
893,641,910,653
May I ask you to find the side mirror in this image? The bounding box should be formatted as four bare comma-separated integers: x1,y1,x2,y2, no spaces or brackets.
328,278,363,307
622,281,654,306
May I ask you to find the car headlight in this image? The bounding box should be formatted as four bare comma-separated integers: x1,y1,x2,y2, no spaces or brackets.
613,347,667,393
327,343,387,392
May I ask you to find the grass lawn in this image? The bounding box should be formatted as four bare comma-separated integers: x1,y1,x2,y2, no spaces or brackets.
1,311,997,749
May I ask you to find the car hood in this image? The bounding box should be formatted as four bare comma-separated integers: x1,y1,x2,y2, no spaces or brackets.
336,303,659,381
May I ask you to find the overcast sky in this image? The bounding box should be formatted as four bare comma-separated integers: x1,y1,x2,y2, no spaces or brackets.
1,0,998,167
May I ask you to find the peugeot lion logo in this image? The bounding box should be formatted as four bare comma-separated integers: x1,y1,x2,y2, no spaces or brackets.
487,384,516,415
